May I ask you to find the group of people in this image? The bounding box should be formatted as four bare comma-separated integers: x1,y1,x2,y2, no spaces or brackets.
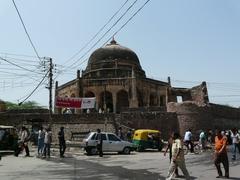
12,125,240,179
164,128,240,179
16,126,66,159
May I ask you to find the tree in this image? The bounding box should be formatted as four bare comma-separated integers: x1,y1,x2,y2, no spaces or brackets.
5,101,44,110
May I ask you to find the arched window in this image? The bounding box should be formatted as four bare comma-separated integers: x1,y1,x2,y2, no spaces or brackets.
85,91,95,97
116,90,129,113
99,91,113,113
149,93,158,106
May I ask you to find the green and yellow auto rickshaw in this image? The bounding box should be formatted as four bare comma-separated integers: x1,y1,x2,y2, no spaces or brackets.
132,129,163,152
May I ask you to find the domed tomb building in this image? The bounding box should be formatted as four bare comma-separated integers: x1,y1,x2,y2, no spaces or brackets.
55,39,209,113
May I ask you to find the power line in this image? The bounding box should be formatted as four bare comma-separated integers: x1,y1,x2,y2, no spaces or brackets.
63,0,130,66
18,70,49,105
63,0,139,71
70,0,151,70
102,0,151,47
0,52,41,58
0,56,41,74
12,0,41,61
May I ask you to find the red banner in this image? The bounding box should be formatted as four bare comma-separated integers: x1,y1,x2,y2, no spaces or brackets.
55,97,81,108
55,97,96,109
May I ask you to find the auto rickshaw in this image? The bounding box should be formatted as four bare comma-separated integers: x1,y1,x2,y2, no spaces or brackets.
132,129,163,152
0,125,18,151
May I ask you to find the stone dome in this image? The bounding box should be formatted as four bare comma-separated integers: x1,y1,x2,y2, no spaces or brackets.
83,39,145,78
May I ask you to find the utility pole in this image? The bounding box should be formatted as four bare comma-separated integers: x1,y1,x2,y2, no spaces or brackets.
49,58,53,116
43,57,54,121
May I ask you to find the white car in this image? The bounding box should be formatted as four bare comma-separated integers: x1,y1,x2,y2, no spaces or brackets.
82,132,135,155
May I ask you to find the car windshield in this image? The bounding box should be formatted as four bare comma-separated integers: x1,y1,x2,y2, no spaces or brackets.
108,134,121,141
84,132,95,140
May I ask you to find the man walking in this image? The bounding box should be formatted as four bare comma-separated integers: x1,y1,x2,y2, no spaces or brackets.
58,127,66,158
164,132,179,178
166,132,190,180
184,129,193,153
214,130,229,178
96,128,103,157
37,126,45,157
20,126,30,157
43,128,52,158
230,128,240,160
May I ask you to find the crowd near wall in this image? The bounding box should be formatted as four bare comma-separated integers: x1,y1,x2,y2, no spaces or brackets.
0,102,240,142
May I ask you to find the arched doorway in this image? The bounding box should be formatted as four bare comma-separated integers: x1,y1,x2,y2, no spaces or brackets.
149,93,158,106
100,91,113,113
116,90,129,113
137,89,144,107
85,91,95,97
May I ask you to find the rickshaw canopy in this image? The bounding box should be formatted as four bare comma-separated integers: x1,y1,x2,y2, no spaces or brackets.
133,129,160,141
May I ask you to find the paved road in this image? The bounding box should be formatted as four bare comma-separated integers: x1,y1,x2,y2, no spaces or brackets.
0,148,240,180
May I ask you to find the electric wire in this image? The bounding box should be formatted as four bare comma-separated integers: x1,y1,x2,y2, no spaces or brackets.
0,52,41,59
101,0,151,47
63,0,130,65
62,0,139,71
18,70,49,105
0,56,41,74
70,0,151,70
12,0,42,61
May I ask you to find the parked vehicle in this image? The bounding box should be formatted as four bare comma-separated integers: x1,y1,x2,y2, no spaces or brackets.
82,132,135,155
0,125,18,151
132,129,163,152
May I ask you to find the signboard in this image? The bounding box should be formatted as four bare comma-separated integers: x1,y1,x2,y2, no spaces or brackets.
55,97,95,109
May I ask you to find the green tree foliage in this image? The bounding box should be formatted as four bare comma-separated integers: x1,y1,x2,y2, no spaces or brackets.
5,101,43,110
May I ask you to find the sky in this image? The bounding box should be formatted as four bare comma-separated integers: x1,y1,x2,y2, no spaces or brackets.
0,0,240,108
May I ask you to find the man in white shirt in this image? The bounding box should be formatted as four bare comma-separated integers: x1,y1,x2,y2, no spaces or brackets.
20,126,30,157
184,129,194,153
231,128,240,160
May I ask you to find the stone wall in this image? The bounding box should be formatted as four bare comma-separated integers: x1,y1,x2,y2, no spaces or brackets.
190,82,209,104
1,102,240,142
0,113,116,143
167,101,240,138
118,112,179,140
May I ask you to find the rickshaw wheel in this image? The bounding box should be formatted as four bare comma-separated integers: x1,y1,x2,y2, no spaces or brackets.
137,146,144,152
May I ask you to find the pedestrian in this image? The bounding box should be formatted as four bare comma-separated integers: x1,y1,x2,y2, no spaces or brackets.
166,132,190,180
20,126,30,157
230,128,240,160
118,127,124,140
58,127,66,158
164,132,179,178
199,130,206,151
43,128,52,158
126,129,133,142
86,108,90,114
96,128,103,157
184,129,194,153
37,127,45,157
207,129,214,145
214,130,229,178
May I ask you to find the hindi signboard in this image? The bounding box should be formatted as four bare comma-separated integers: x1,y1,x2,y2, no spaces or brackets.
55,97,95,109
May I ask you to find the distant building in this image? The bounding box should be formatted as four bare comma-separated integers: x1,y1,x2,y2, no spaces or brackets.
55,39,209,114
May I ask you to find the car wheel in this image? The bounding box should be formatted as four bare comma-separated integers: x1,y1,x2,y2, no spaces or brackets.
86,147,97,155
123,147,131,154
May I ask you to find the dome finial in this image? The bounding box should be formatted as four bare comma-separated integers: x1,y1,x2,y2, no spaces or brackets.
110,36,117,45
